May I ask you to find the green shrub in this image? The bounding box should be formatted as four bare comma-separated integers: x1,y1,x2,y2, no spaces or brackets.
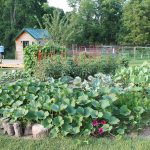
67,55,102,79
34,55,69,80
33,54,127,80
24,44,39,71
24,42,67,72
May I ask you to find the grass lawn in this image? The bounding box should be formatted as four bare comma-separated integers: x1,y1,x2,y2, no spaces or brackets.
129,59,150,66
0,135,150,150
0,68,12,76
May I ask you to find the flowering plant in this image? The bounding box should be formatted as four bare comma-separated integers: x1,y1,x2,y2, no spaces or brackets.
92,119,107,137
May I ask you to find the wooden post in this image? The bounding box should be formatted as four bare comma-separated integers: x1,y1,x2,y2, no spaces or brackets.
38,51,42,61
134,47,136,60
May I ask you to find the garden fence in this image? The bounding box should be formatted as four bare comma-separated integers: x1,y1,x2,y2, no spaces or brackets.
37,45,150,61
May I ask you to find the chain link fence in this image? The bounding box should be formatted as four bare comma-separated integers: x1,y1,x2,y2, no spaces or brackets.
71,45,150,60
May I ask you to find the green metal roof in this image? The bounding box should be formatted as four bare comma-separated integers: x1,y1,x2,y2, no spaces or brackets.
16,28,50,40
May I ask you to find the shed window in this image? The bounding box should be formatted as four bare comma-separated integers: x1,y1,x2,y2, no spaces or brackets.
23,41,29,48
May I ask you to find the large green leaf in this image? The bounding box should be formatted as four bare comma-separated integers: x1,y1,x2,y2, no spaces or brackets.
64,116,73,123
62,123,72,132
109,116,120,125
84,107,91,117
26,110,37,121
36,110,48,120
53,116,64,127
91,100,100,108
134,106,145,114
76,107,84,115
90,109,98,118
117,128,125,135
103,112,112,120
82,129,91,135
77,94,90,105
12,101,23,108
120,105,131,116
71,127,80,134
59,103,68,111
51,104,59,112
73,77,82,85
101,100,110,109
13,108,28,120
50,127,59,138
41,118,52,128
66,105,76,115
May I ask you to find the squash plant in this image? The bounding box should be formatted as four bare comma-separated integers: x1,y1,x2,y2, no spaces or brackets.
0,75,122,137
1,66,150,137
113,63,150,131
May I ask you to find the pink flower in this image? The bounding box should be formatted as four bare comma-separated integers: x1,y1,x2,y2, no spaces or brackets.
100,120,106,125
92,120,99,126
98,127,104,135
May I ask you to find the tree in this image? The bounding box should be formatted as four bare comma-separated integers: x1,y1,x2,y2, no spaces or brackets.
0,0,47,58
118,0,150,45
43,9,81,45
66,0,123,45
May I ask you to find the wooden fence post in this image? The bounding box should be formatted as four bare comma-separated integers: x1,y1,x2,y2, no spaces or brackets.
134,47,136,60
38,51,42,61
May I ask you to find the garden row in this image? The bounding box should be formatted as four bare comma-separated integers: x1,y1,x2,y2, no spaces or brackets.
0,64,150,138
24,43,128,80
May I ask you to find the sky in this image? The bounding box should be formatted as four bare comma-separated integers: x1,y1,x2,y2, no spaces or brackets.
48,0,72,12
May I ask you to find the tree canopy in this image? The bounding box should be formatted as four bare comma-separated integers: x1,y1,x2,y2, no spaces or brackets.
0,0,150,58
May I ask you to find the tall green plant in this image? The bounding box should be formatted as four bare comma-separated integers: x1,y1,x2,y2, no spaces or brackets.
24,44,39,71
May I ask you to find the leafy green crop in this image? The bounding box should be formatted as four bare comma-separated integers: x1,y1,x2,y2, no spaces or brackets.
0,63,150,137
0,74,122,137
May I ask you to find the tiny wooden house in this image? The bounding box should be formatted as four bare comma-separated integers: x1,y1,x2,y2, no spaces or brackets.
15,28,50,60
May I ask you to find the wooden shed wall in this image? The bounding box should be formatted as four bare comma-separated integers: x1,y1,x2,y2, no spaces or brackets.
15,32,37,60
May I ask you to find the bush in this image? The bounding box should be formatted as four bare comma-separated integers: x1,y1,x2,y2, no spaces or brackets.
24,42,67,72
34,55,69,80
33,54,127,80
67,55,102,79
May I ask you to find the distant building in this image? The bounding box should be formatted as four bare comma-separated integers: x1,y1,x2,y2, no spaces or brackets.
15,28,50,60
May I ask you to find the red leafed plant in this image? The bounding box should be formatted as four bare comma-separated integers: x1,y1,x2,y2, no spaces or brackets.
91,119,107,138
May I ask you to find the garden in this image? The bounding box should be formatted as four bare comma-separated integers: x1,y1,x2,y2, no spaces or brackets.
0,43,150,149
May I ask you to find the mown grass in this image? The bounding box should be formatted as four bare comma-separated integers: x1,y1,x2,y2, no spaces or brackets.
129,59,150,66
0,135,150,150
0,68,12,76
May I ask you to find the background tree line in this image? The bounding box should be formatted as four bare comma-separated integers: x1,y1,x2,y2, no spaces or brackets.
0,0,150,58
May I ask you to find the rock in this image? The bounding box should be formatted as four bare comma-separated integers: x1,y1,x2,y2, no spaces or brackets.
2,120,9,134
139,127,150,138
24,123,32,136
7,123,15,136
128,132,138,138
32,124,49,138
13,122,23,137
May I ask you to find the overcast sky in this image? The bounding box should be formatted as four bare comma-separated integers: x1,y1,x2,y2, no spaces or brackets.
48,0,72,12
